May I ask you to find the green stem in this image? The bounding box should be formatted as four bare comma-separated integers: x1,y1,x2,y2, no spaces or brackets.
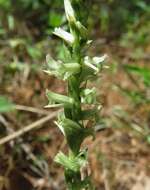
64,15,84,188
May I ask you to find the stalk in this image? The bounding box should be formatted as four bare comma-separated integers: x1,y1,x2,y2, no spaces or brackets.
45,0,107,189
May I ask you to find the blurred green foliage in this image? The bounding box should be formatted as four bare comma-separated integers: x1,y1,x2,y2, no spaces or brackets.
0,95,15,113
97,0,150,36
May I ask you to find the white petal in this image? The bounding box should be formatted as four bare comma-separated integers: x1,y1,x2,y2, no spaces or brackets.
53,28,75,45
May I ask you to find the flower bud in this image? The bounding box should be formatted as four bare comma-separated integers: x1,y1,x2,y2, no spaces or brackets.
64,0,76,23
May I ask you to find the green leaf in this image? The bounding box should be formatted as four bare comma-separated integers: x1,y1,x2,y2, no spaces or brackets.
0,96,15,113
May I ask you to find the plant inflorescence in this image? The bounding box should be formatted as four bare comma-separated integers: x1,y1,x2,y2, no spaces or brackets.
45,0,107,189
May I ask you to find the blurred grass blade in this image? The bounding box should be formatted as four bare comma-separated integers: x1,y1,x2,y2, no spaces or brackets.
124,64,150,87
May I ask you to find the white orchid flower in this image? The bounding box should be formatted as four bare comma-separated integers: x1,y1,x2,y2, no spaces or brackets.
84,56,99,72
93,54,108,64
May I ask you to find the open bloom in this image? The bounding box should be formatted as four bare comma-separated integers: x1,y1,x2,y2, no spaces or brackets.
84,54,107,74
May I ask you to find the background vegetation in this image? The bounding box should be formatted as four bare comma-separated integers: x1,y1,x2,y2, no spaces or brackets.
0,0,150,189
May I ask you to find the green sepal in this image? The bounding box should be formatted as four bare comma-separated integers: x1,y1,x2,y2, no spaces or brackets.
46,90,74,108
54,149,88,172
